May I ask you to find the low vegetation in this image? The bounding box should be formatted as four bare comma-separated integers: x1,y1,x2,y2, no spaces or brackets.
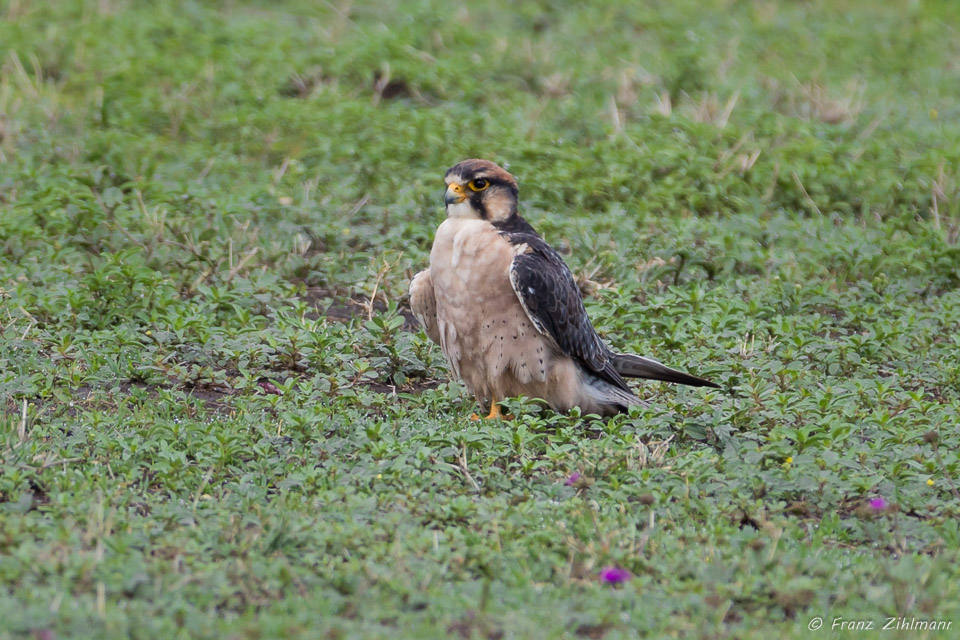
2,0,959,637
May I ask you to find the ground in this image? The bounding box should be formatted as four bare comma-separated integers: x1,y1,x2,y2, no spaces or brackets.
2,0,960,638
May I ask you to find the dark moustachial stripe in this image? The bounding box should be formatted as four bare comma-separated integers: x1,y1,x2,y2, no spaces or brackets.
465,175,518,221
470,189,488,219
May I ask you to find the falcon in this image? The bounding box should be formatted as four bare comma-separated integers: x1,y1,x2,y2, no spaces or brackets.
409,159,719,419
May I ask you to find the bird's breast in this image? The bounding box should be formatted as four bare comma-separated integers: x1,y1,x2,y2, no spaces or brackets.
428,218,554,394
431,219,513,289
429,218,522,331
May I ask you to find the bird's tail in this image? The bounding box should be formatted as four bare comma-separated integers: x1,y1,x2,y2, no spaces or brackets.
612,353,720,388
582,374,649,416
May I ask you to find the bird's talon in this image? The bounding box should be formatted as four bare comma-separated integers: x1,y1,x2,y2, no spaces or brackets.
481,400,512,420
469,398,513,421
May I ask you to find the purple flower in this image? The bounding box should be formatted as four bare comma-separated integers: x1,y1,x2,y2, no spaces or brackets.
869,496,887,511
257,380,282,395
565,472,582,486
598,566,631,584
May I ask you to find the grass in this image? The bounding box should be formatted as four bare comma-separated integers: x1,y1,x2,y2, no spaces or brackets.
2,0,960,637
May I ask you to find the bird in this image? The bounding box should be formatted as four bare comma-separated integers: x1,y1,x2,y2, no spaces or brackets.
409,159,719,419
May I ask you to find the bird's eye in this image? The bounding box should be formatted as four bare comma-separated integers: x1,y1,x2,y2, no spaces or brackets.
469,178,489,191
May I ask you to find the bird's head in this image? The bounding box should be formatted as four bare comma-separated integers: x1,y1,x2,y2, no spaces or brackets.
443,159,519,224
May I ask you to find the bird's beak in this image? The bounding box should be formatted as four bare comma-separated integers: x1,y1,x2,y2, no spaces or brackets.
445,183,467,206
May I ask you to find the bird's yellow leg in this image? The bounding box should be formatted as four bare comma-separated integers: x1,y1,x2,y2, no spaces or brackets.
485,398,503,420
470,397,512,421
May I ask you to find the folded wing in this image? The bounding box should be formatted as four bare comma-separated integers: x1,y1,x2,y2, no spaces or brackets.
507,233,633,394
507,233,719,390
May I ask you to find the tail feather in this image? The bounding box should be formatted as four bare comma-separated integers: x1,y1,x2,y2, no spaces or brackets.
582,374,649,416
612,353,720,388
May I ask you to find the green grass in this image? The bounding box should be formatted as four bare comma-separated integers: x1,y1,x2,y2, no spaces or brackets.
2,0,960,637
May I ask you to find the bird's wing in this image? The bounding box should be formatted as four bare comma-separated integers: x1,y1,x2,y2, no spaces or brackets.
506,233,632,392
506,232,721,392
409,269,441,345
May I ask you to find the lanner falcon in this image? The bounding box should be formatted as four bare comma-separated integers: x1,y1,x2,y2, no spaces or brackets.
409,159,719,419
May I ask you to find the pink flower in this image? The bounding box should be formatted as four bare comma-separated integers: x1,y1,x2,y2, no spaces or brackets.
257,380,282,395
869,497,887,511
565,472,581,486
598,566,631,584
